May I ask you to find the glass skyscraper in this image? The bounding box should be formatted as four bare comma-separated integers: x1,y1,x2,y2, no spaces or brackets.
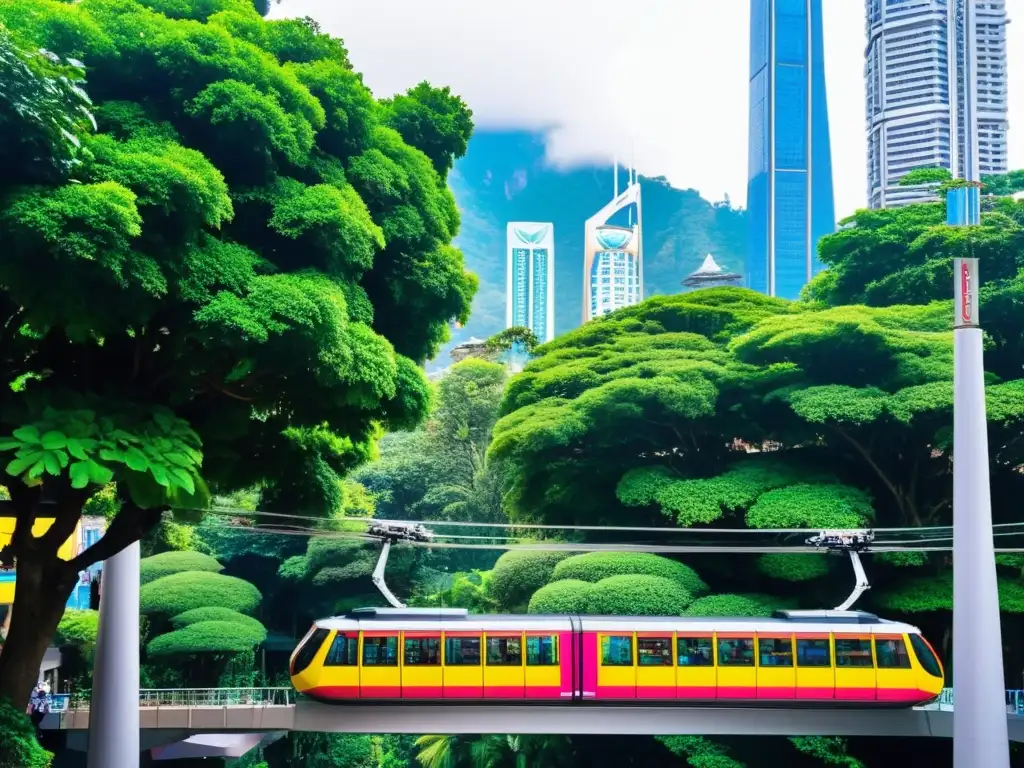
747,0,836,300
506,222,555,343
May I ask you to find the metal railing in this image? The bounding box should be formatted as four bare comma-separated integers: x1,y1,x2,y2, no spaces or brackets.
925,688,1024,714
64,687,293,710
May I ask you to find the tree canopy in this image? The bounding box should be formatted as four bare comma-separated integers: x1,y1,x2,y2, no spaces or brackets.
0,0,475,702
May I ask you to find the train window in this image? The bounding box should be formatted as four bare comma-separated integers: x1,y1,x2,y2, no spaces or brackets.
324,634,358,666
486,637,522,666
362,636,398,666
909,634,943,678
601,635,633,666
717,638,754,667
445,637,481,666
758,638,793,667
677,637,713,667
835,638,873,668
291,628,329,676
637,638,673,666
875,637,911,669
404,637,440,666
526,635,558,666
796,639,831,667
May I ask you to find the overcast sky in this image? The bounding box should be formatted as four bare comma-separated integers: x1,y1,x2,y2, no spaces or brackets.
271,0,1024,219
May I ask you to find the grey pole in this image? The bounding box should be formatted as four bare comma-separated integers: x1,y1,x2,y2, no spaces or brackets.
87,541,140,768
950,186,1009,768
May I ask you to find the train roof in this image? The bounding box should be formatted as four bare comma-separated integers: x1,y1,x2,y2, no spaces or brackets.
313,608,920,636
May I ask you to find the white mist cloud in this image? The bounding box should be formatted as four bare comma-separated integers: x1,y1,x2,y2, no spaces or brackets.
272,0,1024,219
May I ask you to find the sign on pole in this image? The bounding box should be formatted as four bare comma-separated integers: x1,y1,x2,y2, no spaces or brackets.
953,257,979,329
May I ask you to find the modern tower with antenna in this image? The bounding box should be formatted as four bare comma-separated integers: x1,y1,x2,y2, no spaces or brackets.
582,154,644,322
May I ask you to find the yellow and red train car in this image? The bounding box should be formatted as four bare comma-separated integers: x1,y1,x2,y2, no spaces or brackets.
290,608,944,707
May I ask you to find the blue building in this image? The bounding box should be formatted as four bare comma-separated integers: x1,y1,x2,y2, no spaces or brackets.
746,0,836,300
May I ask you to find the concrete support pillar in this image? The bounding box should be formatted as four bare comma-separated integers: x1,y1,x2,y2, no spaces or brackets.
87,541,140,768
949,186,1009,768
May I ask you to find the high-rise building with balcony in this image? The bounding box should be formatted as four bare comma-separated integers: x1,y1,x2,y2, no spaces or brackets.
506,222,555,343
747,0,836,300
866,0,1009,208
582,177,643,322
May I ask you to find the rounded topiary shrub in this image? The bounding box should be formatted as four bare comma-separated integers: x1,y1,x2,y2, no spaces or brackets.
527,579,595,614
490,551,570,609
552,552,708,596
140,571,261,616
139,551,223,585
683,593,793,617
171,607,267,636
55,609,99,648
585,575,692,616
757,553,829,582
146,619,267,657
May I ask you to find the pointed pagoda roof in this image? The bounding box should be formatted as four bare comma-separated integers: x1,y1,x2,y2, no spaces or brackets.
683,254,741,288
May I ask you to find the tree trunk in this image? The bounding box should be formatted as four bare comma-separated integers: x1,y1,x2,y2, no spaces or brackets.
0,555,77,707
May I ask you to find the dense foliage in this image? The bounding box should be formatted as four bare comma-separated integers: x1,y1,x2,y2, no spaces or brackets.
139,550,223,584
0,0,476,702
141,571,261,616
0,697,52,768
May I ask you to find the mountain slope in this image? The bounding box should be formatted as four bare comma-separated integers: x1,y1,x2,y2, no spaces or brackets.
438,129,746,364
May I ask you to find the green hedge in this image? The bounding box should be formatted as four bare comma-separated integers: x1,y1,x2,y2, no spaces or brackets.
683,593,793,617
586,575,692,615
146,620,267,657
527,579,595,614
756,554,830,582
140,571,261,616
0,697,52,768
552,552,708,596
139,551,223,585
491,551,570,609
171,607,267,636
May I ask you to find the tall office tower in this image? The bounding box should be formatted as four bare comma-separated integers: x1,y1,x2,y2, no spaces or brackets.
582,172,643,322
506,222,555,343
747,0,836,300
866,0,1009,208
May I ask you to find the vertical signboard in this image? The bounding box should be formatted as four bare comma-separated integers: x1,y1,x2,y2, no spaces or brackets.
953,257,979,329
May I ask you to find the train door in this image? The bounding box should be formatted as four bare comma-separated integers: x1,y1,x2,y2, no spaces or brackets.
873,633,918,704
524,631,563,699
483,631,525,698
755,633,795,700
402,631,442,699
596,632,636,699
359,631,400,698
636,632,675,699
321,631,360,698
795,633,834,700
833,633,876,702
676,632,716,700
442,632,483,698
716,632,756,699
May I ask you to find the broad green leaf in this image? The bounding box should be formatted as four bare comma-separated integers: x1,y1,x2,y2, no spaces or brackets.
0,439,22,451
42,452,62,476
66,438,89,460
41,431,68,450
55,449,69,469
163,452,192,468
123,471,166,508
15,448,44,463
28,458,47,479
167,466,195,494
99,448,125,462
168,474,211,510
6,457,33,476
86,460,114,486
149,462,170,488
12,425,40,443
69,461,90,489
123,446,148,472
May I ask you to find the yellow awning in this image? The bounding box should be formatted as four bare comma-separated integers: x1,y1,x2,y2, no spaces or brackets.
0,518,80,605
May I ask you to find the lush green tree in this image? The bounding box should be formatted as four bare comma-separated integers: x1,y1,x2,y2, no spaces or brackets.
139,550,223,584
54,609,99,653
898,167,952,187
982,169,1024,197
0,0,476,703
380,82,473,181
140,570,261,616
